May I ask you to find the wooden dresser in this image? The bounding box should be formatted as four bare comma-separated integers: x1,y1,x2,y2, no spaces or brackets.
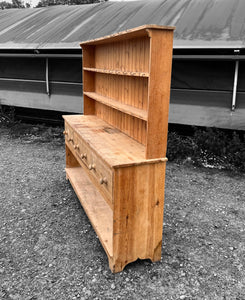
63,25,175,273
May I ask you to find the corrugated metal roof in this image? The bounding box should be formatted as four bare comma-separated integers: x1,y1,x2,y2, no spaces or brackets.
0,0,245,50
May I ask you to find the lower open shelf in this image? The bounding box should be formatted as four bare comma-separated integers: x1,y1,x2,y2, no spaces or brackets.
65,167,113,258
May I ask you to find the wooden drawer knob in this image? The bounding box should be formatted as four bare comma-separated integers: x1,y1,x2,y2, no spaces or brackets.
74,144,79,150
81,153,87,159
68,137,73,142
89,164,96,170
100,177,108,185
63,130,68,135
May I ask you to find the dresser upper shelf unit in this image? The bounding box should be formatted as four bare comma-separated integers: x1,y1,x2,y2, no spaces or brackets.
80,24,175,159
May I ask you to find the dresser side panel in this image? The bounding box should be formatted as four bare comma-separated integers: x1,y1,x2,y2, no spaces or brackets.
111,161,166,272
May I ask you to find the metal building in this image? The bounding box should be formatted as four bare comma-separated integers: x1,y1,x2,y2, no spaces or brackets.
0,0,244,129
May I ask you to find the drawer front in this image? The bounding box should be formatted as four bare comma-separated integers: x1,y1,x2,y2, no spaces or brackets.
89,151,113,201
64,122,75,145
67,130,113,204
76,135,92,169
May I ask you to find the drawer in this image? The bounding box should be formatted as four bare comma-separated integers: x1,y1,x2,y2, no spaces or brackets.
76,136,92,169
64,122,75,144
64,124,91,169
69,131,113,204
89,151,113,202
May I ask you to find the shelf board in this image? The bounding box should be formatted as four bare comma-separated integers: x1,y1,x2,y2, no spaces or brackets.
66,167,113,258
83,67,149,78
84,91,147,121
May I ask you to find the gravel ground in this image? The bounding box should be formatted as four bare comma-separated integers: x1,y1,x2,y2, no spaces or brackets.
0,123,244,300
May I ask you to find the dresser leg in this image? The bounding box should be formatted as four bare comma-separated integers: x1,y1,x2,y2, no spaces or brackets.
108,257,128,273
151,240,162,262
109,252,162,273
